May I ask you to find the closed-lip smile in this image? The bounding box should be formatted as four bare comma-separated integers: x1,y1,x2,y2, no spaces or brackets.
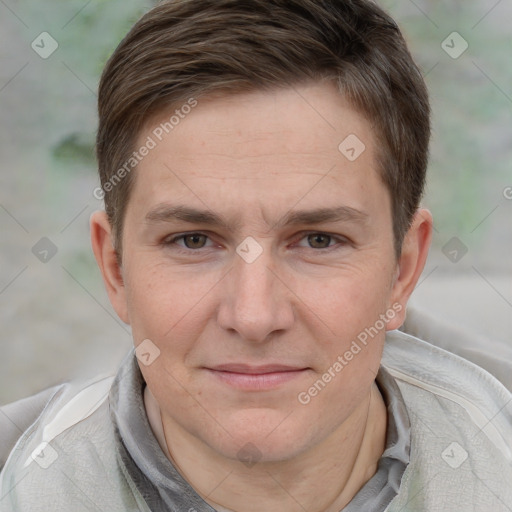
204,363,310,391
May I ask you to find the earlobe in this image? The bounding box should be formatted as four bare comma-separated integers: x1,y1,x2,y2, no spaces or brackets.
386,208,433,330
90,211,130,324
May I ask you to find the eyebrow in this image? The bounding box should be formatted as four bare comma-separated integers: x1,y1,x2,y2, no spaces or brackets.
144,204,369,230
145,204,240,231
275,205,369,229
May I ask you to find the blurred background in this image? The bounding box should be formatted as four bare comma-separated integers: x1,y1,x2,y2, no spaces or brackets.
0,0,511,404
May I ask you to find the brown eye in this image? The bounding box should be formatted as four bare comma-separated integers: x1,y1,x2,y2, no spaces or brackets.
307,234,332,249
183,234,208,249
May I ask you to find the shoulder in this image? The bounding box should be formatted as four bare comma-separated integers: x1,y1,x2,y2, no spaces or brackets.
383,329,512,511
0,375,145,511
0,385,61,471
401,306,512,392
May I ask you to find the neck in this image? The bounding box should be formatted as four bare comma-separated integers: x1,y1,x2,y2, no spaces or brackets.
156,383,387,512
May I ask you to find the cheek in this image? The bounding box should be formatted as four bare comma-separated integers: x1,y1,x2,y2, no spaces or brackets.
291,269,392,412
126,262,212,332
123,261,219,354
125,264,214,407
291,267,393,338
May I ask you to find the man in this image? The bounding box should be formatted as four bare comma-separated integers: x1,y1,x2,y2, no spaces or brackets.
1,1,511,511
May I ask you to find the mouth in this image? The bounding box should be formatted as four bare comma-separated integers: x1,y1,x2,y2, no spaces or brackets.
204,364,310,391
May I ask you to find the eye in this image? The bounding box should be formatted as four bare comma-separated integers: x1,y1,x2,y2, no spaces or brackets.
164,233,212,250
307,233,333,249
182,233,208,249
295,232,348,250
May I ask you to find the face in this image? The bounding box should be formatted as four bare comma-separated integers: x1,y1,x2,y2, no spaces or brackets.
95,81,425,463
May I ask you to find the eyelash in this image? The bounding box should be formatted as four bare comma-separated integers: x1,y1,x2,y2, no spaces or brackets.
162,232,349,253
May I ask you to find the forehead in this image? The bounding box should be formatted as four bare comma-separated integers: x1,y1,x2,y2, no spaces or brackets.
128,81,389,225
145,83,372,160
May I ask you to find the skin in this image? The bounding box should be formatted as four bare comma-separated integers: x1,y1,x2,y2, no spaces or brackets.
91,81,432,511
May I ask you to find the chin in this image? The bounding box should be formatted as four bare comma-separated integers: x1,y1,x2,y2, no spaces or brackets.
201,409,317,464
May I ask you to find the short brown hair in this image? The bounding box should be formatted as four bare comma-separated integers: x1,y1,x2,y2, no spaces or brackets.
96,0,430,259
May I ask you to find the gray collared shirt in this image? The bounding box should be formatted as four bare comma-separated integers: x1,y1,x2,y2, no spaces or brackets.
110,354,410,512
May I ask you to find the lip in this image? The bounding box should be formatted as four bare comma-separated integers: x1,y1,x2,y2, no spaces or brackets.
205,364,310,391
209,363,307,374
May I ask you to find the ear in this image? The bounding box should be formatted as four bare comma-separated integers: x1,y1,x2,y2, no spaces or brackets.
386,208,433,330
90,211,130,324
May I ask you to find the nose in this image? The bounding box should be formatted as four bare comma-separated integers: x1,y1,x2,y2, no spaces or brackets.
217,245,295,343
